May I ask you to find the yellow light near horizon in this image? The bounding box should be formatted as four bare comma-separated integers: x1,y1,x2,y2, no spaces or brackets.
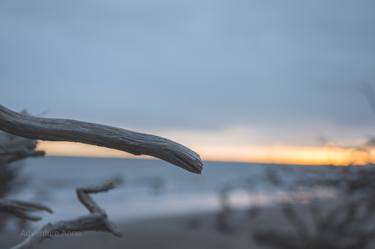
197,145,371,166
37,141,374,166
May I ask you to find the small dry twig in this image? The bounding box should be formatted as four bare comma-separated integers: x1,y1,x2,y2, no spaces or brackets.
10,178,123,249
0,199,52,221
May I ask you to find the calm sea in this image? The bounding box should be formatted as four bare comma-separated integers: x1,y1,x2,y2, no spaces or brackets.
8,156,336,224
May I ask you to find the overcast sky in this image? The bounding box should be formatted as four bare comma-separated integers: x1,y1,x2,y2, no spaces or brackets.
1,0,375,148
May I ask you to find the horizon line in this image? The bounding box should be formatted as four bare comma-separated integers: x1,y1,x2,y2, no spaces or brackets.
37,141,374,167
40,154,370,167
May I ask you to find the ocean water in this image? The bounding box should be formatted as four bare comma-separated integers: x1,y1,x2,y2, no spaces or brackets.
7,157,336,225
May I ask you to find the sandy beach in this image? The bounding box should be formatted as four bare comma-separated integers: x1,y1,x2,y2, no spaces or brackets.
0,209,285,249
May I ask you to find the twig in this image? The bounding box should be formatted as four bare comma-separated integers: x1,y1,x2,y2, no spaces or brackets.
0,199,52,221
10,178,123,249
0,105,203,174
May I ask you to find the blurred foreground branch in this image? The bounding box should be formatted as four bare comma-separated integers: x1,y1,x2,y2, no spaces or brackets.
0,126,45,165
0,127,46,228
252,167,375,249
10,178,123,249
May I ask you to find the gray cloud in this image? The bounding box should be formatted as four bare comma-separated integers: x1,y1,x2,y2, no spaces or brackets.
1,0,375,144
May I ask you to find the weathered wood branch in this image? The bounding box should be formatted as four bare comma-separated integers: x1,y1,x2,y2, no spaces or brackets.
0,199,52,221
10,178,123,249
0,105,203,174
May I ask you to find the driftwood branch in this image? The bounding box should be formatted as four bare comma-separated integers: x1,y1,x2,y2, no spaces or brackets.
0,106,202,248
10,178,123,249
0,199,52,221
0,105,203,174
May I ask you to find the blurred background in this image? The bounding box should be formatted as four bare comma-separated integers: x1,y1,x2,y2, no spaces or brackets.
1,0,375,248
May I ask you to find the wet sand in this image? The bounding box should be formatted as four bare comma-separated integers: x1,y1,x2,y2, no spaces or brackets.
0,209,284,249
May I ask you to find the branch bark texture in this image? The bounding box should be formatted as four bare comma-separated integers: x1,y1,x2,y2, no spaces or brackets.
0,105,203,174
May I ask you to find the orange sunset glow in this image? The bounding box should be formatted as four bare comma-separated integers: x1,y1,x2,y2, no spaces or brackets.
37,141,375,166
